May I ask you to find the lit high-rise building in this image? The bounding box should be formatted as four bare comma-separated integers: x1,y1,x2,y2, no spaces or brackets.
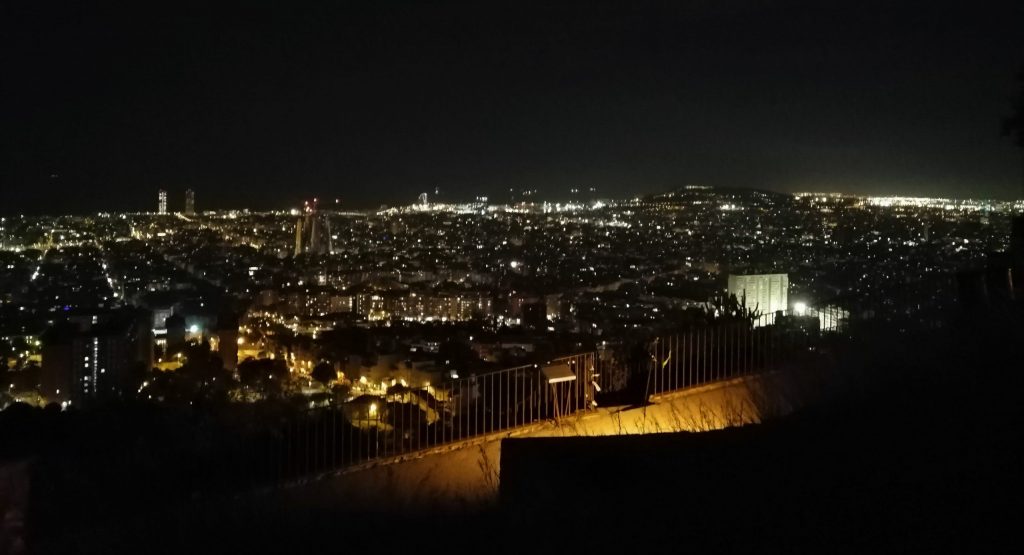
293,199,332,257
727,273,788,324
158,189,167,214
40,310,152,407
294,217,304,257
184,189,195,215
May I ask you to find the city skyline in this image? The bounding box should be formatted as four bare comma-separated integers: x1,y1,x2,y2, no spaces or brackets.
3,1,1023,215
3,184,1016,416
3,4,1024,551
4,184,1024,219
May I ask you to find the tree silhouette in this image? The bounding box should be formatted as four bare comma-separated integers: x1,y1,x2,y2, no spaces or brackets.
703,292,762,324
1003,66,1024,192
237,357,290,399
142,341,232,404
310,362,336,386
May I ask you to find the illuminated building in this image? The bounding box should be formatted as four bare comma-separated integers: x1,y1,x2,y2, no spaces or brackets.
40,311,151,406
157,189,167,214
293,200,332,256
727,273,788,323
356,291,493,322
184,189,196,215
309,214,327,254
279,287,353,316
797,304,850,332
294,216,304,256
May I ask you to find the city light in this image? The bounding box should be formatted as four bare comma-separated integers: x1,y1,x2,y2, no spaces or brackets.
1,6,1020,548
0,166,1016,458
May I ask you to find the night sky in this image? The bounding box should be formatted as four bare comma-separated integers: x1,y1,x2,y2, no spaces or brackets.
2,0,1022,214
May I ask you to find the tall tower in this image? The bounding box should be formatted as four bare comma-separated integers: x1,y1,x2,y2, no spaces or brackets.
294,217,304,257
184,189,195,215
293,199,330,257
309,215,322,254
158,189,167,214
324,217,333,255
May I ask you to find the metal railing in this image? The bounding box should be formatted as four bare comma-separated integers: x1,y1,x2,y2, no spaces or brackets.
596,311,827,398
264,283,961,485
270,352,597,483
266,314,825,484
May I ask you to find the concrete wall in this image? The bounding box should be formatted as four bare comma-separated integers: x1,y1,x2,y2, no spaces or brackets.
270,372,808,510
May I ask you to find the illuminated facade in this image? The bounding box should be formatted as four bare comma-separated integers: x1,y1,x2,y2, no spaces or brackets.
293,200,331,256
809,305,850,332
727,273,788,323
40,313,151,406
158,189,167,214
356,292,493,322
280,288,353,316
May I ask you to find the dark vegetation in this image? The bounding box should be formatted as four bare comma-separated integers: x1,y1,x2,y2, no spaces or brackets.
500,304,1024,552
8,299,1019,553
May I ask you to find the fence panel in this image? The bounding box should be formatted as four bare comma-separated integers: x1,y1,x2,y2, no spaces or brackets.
269,296,946,485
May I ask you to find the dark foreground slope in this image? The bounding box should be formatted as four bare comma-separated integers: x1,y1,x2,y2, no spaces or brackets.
502,312,1023,552
24,306,1024,554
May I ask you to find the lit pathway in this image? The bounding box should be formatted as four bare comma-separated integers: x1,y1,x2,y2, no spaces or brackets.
266,374,792,511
